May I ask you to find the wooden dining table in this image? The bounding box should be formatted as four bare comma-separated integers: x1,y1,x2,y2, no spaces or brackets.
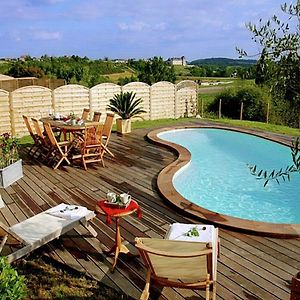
40,117,98,141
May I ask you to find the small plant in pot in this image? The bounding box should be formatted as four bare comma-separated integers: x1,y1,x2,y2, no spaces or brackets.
107,91,146,134
0,132,23,188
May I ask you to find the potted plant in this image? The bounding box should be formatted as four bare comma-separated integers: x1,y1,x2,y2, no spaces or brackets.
68,111,77,125
107,91,146,134
0,132,23,188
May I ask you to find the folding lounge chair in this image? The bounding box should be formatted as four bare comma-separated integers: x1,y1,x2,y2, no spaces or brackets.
0,203,97,263
135,237,217,300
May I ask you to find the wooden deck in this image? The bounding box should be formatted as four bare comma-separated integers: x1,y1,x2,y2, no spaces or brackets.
1,120,300,300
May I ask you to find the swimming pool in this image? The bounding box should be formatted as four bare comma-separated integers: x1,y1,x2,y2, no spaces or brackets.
148,125,300,237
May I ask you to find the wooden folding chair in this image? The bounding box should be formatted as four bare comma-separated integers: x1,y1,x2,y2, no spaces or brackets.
22,115,40,157
101,113,114,158
135,238,217,300
44,123,72,169
0,203,97,263
93,111,101,122
72,122,104,170
81,108,90,121
31,118,52,161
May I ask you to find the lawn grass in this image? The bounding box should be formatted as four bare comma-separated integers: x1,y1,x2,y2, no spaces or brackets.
15,257,133,300
131,117,300,137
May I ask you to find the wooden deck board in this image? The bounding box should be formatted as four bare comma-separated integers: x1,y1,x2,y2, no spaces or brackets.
2,121,300,300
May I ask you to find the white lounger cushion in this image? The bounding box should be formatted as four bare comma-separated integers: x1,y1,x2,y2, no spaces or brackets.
6,203,96,262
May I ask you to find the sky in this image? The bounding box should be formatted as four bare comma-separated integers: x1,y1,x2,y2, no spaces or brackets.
0,0,288,61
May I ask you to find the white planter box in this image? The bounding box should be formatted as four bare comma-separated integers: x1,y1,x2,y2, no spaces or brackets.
0,159,23,188
116,119,131,134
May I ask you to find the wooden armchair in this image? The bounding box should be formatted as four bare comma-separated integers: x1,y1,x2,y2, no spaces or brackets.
93,111,101,122
44,123,72,169
22,115,40,157
135,238,217,300
31,118,52,161
81,108,90,121
72,122,104,170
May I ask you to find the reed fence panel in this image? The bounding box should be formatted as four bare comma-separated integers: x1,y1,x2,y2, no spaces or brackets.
150,82,175,120
122,82,150,120
53,84,89,119
0,80,197,136
90,83,121,122
176,87,197,118
11,86,52,136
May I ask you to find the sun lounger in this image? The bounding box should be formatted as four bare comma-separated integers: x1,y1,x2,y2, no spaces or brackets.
0,203,97,263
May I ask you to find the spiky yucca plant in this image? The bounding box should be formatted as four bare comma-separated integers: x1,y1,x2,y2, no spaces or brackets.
107,91,146,119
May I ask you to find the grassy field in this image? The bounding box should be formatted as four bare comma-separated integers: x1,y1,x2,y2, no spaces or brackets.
15,257,133,299
106,70,136,83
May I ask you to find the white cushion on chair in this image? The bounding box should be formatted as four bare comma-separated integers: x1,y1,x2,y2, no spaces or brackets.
165,223,215,243
165,223,218,280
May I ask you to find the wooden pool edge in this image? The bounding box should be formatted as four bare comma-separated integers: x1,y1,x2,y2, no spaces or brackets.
147,124,300,238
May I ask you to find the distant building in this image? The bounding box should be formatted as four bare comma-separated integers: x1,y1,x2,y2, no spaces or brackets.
113,59,128,63
167,56,187,66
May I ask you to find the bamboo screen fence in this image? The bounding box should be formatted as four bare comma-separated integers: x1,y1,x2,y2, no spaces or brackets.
0,80,198,137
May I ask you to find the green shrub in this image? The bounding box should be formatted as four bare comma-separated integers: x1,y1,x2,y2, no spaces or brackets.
208,86,270,121
0,257,27,300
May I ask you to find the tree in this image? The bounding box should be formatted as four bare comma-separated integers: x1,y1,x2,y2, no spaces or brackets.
239,1,300,185
138,56,176,85
238,0,300,127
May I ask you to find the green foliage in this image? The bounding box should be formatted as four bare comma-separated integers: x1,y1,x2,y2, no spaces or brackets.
7,62,44,78
5,56,128,87
107,91,146,119
137,56,176,84
117,75,138,86
185,227,200,237
238,0,300,127
0,132,19,168
190,57,257,67
249,138,300,186
208,86,270,121
0,257,27,300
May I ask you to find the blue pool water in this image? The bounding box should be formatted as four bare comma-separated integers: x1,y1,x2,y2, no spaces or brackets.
158,128,300,224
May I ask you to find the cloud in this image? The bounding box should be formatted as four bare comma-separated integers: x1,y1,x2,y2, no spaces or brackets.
27,0,65,5
32,30,62,40
8,29,62,41
118,21,166,32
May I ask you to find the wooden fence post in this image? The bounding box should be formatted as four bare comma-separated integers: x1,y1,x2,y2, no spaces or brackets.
218,99,222,119
240,102,243,121
9,92,15,137
266,102,270,124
